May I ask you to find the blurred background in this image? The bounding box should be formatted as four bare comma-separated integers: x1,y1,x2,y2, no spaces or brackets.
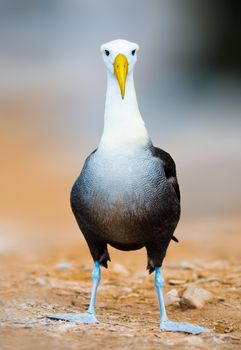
0,0,241,258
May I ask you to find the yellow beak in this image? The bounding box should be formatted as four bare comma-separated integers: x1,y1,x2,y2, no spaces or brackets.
114,54,128,99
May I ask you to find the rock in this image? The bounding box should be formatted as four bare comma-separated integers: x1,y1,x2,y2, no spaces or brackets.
55,262,72,270
164,288,180,306
181,285,213,309
169,279,186,285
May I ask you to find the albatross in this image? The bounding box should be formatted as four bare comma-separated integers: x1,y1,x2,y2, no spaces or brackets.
48,39,211,334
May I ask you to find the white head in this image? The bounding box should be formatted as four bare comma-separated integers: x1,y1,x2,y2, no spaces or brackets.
100,39,139,99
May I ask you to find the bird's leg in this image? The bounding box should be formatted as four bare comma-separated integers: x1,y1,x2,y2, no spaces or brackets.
155,267,167,323
47,261,101,324
86,261,101,316
155,267,211,334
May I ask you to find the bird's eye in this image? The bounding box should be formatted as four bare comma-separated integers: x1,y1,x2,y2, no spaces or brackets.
131,49,136,56
105,50,110,56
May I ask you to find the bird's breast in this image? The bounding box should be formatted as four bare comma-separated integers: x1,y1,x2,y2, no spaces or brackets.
71,146,180,247
82,149,167,206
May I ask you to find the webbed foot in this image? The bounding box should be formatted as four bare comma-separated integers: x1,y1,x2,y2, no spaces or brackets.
160,319,211,334
47,312,99,324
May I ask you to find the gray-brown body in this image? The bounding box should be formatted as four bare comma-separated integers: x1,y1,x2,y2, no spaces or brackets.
71,143,180,273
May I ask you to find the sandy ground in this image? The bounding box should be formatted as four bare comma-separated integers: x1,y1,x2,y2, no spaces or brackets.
1,220,241,350
0,118,241,349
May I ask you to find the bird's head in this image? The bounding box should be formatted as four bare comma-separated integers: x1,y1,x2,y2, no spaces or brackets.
100,39,139,99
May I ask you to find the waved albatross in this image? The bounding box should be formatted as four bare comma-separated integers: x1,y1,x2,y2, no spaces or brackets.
48,39,211,334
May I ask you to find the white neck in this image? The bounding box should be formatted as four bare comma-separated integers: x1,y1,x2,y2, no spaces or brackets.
99,70,150,151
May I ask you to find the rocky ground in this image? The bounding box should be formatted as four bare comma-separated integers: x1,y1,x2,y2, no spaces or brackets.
1,225,241,350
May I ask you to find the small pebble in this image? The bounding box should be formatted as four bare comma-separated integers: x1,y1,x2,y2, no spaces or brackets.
184,336,204,345
33,278,46,286
169,261,195,270
111,263,129,275
55,262,72,270
57,323,75,332
217,296,225,302
224,326,235,333
169,279,186,285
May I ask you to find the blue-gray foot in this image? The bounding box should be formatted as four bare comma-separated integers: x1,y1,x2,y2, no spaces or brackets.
47,261,101,324
155,267,212,334
160,320,211,334
47,311,99,324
